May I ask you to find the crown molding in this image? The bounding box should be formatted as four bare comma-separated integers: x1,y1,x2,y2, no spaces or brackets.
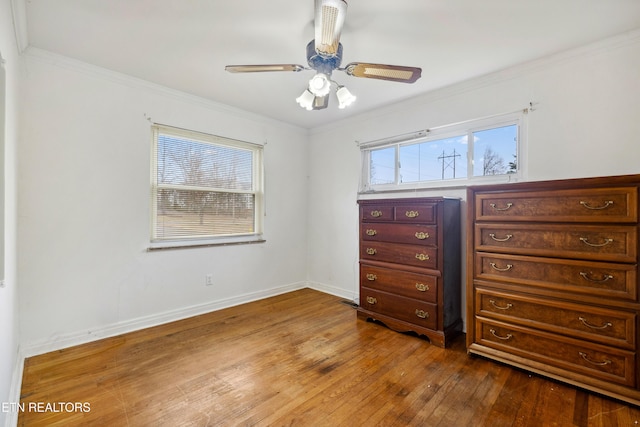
10,0,28,53
22,47,308,134
311,27,640,135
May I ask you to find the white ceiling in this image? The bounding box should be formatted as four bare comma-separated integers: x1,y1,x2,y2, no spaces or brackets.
21,0,640,129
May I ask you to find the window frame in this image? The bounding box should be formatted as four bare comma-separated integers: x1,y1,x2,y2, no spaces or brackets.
359,112,526,193
149,124,265,250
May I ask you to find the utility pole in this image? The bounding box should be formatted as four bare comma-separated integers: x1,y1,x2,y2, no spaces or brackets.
438,149,461,179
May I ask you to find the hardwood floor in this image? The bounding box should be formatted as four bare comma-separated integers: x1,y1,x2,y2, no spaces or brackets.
18,288,640,426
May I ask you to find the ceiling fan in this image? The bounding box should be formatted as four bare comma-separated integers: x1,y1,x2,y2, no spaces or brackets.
225,0,422,110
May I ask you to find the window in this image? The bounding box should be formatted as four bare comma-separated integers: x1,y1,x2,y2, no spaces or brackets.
361,113,523,191
150,125,264,248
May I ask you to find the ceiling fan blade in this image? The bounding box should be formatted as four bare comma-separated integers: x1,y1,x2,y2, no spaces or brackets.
225,64,305,73
314,0,347,57
343,62,422,83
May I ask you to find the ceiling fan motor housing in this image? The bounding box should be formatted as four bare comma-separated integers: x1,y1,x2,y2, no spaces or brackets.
306,40,343,75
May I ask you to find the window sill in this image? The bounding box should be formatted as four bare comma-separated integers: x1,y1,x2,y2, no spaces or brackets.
360,174,523,195
148,236,266,251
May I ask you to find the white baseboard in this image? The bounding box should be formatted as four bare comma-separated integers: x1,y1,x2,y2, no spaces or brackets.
307,281,358,303
19,281,307,359
4,348,24,427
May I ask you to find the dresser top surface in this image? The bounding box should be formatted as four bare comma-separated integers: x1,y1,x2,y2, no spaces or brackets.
467,174,640,194
358,197,460,205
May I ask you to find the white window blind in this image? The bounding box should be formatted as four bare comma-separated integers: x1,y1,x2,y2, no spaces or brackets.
151,125,263,245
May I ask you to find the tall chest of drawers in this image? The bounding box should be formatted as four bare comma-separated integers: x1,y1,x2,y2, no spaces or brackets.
357,197,462,348
466,174,640,405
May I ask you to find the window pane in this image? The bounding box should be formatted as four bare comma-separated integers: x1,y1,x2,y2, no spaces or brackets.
473,125,518,176
370,146,396,185
155,189,255,239
400,135,467,182
152,125,262,243
157,133,253,190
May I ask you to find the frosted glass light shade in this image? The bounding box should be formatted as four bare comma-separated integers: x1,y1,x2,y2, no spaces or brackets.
308,73,331,97
336,86,356,109
296,89,315,110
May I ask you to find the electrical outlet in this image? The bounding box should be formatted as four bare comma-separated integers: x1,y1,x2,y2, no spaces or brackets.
205,274,213,286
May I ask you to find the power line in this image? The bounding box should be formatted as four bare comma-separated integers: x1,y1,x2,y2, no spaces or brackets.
438,149,461,179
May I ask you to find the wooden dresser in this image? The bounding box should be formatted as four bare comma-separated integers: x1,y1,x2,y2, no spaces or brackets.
466,174,640,405
357,197,461,348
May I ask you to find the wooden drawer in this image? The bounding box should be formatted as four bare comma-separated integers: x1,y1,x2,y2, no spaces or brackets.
475,253,637,301
361,205,394,222
476,319,636,387
360,263,438,303
361,223,437,245
360,287,438,330
360,202,437,224
475,187,638,223
475,223,637,263
476,288,636,349
393,203,437,224
360,242,437,269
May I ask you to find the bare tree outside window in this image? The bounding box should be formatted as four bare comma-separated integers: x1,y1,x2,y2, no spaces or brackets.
152,126,262,241
482,146,507,176
473,125,518,178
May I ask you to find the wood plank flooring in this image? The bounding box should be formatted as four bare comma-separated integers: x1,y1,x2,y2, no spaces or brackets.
18,288,640,426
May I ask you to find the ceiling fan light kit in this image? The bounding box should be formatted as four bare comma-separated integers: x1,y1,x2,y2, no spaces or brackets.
225,0,422,111
308,73,332,97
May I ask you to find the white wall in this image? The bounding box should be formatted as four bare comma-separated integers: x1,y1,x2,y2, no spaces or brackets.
307,30,640,325
18,50,310,353
0,0,21,424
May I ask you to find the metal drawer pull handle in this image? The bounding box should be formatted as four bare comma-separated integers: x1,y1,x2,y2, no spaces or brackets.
415,309,429,319
489,233,513,242
366,274,377,281
405,210,420,218
415,253,430,261
489,262,513,272
578,317,613,330
366,248,377,255
414,232,430,240
489,329,513,340
415,283,430,292
365,229,377,236
578,351,612,366
579,272,614,283
489,300,513,310
370,210,383,218
579,237,613,247
366,296,377,304
580,200,614,210
490,202,513,211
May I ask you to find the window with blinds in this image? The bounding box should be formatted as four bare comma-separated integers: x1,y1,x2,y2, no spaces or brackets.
151,125,263,246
